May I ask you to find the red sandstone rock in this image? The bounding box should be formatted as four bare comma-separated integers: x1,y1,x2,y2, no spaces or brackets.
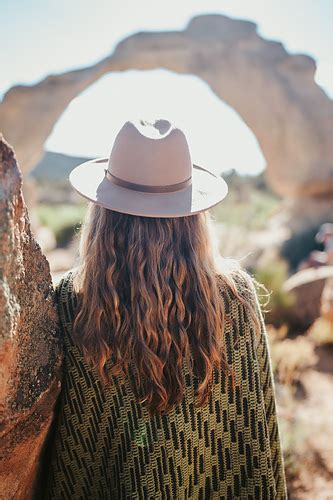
0,136,63,499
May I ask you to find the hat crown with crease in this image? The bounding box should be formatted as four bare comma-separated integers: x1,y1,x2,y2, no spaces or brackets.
108,119,192,188
69,117,228,218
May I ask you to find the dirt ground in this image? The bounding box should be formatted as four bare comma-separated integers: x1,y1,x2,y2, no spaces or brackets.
283,344,333,499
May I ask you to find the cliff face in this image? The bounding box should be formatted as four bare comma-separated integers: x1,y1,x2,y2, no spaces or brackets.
0,137,63,499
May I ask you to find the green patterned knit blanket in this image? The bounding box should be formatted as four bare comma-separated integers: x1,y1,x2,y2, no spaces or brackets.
41,269,288,499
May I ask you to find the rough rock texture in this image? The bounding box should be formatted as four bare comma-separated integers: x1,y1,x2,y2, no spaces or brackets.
0,14,332,229
0,61,112,176
283,266,333,330
0,136,63,499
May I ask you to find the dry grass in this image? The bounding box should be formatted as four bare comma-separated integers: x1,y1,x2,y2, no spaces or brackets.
308,317,333,345
267,325,318,386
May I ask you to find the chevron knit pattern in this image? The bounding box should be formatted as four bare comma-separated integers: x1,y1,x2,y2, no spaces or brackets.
42,269,288,499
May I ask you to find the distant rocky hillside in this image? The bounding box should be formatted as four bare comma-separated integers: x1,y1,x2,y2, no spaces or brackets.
30,151,92,181
31,151,272,193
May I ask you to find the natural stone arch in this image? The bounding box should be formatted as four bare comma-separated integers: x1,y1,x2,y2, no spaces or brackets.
0,14,332,229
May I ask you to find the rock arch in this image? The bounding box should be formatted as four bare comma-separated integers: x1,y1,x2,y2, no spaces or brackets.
0,14,332,229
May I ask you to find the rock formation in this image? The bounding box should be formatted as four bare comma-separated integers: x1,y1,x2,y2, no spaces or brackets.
0,14,332,229
283,265,333,330
0,137,63,498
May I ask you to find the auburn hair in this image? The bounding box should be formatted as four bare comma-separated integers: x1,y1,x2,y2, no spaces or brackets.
72,202,263,416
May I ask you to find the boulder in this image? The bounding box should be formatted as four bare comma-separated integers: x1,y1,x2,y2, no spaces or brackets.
0,136,62,499
283,266,333,331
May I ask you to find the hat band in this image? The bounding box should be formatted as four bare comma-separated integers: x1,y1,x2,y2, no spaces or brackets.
104,169,192,193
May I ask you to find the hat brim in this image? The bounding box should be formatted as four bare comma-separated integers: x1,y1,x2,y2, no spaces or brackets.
69,157,228,218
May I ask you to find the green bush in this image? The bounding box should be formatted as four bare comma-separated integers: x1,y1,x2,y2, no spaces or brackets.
280,224,324,273
253,258,296,327
211,188,280,230
35,203,87,247
55,223,79,248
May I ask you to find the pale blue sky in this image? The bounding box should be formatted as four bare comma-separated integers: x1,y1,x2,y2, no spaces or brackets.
1,0,332,175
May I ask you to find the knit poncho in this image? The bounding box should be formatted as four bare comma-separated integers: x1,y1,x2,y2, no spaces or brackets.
41,269,288,499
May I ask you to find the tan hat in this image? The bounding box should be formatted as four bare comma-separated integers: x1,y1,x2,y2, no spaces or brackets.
69,118,228,217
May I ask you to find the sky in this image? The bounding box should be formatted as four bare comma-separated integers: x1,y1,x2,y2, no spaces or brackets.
1,0,332,175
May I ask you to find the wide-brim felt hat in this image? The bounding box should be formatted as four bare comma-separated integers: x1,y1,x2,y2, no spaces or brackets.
69,118,228,218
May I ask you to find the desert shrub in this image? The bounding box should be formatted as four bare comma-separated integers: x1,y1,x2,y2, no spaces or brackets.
268,330,318,386
35,203,87,247
211,188,280,230
55,223,78,247
280,224,324,273
308,317,333,345
253,258,296,327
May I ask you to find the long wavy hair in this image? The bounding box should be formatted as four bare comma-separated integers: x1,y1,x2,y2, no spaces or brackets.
72,203,263,416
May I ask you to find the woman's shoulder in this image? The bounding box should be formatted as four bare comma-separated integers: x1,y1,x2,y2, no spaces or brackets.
215,259,266,344
53,267,80,326
215,257,260,304
54,270,72,300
